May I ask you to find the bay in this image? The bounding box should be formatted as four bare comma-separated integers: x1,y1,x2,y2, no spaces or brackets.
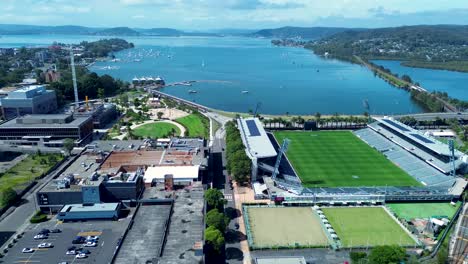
0,35,423,115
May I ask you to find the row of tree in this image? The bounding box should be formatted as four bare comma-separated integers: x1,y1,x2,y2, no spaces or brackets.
225,121,251,184
262,113,369,129
204,189,228,254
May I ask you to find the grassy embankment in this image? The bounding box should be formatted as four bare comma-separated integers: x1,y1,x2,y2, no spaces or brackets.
0,154,62,206
176,113,210,138
133,122,181,138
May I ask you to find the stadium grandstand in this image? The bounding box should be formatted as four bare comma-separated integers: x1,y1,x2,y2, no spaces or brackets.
237,117,277,181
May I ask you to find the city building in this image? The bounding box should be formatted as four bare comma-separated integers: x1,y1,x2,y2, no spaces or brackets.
44,69,61,83
0,85,57,120
74,103,119,129
0,114,94,151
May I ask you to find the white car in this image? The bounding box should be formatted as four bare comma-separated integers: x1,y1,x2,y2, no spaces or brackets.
22,248,34,253
66,250,77,255
34,234,47,239
86,236,99,240
37,242,53,248
84,241,97,247
76,253,87,259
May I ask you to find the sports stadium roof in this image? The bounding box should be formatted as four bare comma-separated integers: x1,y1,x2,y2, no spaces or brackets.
237,118,277,159
375,117,464,157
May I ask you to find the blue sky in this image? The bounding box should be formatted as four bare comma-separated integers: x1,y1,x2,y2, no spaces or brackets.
2,0,468,30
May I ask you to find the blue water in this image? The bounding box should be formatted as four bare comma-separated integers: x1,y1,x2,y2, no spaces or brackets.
0,35,424,115
372,60,468,101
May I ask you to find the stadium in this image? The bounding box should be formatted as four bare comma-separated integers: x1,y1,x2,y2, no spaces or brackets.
237,117,467,250
237,117,467,204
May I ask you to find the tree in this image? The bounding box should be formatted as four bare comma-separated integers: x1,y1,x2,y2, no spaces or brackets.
97,88,105,100
206,209,229,233
401,74,413,83
1,188,17,206
62,138,75,155
368,245,406,264
204,188,226,210
315,112,321,122
205,226,225,253
157,112,164,119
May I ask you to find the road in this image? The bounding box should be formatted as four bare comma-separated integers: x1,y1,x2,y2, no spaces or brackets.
0,156,73,248
206,113,246,264
450,203,468,263
394,112,468,122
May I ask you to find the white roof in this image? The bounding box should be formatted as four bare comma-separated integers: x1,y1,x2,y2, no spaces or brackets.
430,131,456,137
144,165,199,183
237,118,277,159
253,182,268,194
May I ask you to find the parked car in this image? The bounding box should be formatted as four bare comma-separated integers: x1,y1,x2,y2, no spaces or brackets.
50,229,61,233
84,242,97,247
86,236,99,240
77,249,91,254
38,229,50,234
72,236,86,244
67,246,76,251
22,248,34,253
76,253,87,259
34,234,48,240
66,250,77,255
58,262,68,264
38,242,53,248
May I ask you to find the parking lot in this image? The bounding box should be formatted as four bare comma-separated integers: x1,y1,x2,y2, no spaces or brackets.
0,217,130,264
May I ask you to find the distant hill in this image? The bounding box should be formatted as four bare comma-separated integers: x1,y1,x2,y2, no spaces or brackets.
0,24,100,35
323,25,468,45
250,26,362,40
93,27,140,36
136,28,183,36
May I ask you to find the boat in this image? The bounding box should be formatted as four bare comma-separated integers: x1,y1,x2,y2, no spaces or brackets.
188,90,198,94
241,91,249,94
202,60,205,67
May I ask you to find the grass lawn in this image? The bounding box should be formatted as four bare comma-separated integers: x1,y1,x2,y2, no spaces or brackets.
0,154,62,206
322,207,416,247
133,122,180,138
274,131,421,187
176,113,209,138
246,207,328,248
387,202,460,221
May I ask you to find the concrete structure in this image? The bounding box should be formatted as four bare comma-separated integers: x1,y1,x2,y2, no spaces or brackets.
57,203,121,221
144,165,200,186
237,117,277,181
0,85,57,119
74,103,118,129
0,114,94,150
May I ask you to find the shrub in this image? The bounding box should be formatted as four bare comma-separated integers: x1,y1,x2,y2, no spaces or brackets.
30,210,48,224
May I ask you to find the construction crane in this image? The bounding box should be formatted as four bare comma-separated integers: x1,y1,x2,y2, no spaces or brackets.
70,48,79,105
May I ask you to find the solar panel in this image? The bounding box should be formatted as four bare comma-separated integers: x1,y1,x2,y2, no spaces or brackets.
382,119,410,132
246,120,261,137
410,133,434,144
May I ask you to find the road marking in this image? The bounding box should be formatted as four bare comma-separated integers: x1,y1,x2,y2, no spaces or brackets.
224,194,233,201
101,241,105,247
14,261,41,263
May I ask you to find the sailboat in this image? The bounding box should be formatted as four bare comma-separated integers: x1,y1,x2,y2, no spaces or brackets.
201,60,205,67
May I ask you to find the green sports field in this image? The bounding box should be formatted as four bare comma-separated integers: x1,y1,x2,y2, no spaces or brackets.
387,202,460,221
274,131,421,187
322,207,416,247
133,122,180,138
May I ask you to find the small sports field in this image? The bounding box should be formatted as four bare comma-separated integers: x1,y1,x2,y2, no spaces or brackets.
387,202,460,221
322,207,416,247
245,207,328,249
274,131,420,187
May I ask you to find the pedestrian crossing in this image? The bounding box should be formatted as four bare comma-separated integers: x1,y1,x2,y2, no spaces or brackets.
224,194,233,201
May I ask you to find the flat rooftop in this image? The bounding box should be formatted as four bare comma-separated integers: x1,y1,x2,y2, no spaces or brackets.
144,165,200,183
114,202,172,264
41,153,103,192
237,118,277,159
0,114,90,128
60,203,119,213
